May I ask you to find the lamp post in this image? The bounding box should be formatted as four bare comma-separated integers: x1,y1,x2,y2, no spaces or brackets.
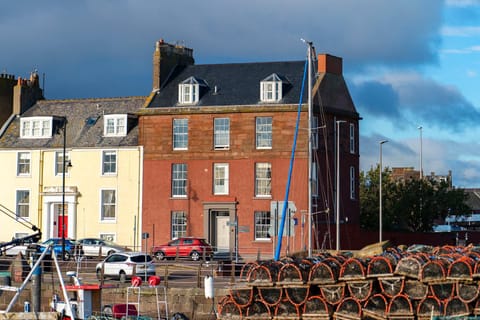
379,140,388,243
336,120,346,251
418,126,423,179
61,118,67,260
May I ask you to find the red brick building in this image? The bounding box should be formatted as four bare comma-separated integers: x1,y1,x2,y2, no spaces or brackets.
139,40,360,258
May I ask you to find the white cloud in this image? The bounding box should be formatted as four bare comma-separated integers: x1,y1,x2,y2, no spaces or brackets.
441,26,480,37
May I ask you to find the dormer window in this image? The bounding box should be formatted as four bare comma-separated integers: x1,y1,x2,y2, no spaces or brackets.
104,114,127,137
178,76,207,104
20,117,53,138
260,73,285,102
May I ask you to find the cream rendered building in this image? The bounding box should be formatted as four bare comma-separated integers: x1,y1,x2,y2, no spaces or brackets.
0,97,145,250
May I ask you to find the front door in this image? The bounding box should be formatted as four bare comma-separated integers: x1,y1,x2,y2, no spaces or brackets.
215,213,230,252
54,203,68,238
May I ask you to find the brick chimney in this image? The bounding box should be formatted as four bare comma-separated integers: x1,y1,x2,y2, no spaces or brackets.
13,71,43,115
317,54,342,75
152,39,194,91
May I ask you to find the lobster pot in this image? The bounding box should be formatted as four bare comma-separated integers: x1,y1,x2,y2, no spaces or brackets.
420,258,449,283
245,299,271,319
239,262,258,282
347,280,374,303
444,296,471,317
277,261,309,285
334,297,362,320
249,262,279,286
457,281,480,303
302,295,332,320
473,297,480,315
319,283,345,306
430,282,455,302
257,286,283,307
448,256,475,281
416,295,442,320
273,298,300,319
403,279,429,300
473,259,480,278
308,258,340,284
362,293,389,320
230,286,255,308
339,257,367,281
217,296,243,320
395,254,428,279
284,285,309,307
378,277,404,298
387,294,414,319
367,256,395,278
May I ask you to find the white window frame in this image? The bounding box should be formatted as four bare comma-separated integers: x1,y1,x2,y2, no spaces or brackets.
254,211,272,241
17,152,31,176
260,74,283,102
55,151,71,176
255,162,271,197
350,166,356,200
20,117,53,138
100,189,116,221
173,119,188,150
102,150,117,175
16,189,30,219
256,117,272,149
349,123,355,154
213,163,229,195
178,83,198,104
172,163,187,197
104,114,127,137
171,211,187,239
214,118,230,149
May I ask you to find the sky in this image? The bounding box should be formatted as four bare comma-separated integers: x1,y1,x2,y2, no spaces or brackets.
1,0,480,188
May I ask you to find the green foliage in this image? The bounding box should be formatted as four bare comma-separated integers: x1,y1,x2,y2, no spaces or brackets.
359,166,471,232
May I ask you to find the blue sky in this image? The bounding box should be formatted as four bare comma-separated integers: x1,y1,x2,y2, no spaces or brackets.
1,0,479,187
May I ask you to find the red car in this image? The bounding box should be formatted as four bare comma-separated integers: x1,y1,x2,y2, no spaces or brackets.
152,237,213,261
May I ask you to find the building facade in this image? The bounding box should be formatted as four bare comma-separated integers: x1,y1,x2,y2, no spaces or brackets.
0,96,145,249
139,40,360,258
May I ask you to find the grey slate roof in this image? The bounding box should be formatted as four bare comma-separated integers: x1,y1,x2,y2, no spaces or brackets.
148,61,308,108
147,60,358,117
0,96,145,149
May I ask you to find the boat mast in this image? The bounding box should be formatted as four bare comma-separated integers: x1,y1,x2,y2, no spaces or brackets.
305,40,313,258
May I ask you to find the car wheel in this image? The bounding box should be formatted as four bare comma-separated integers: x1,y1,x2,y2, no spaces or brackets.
190,251,200,261
63,251,71,261
119,271,127,283
155,251,165,260
96,269,102,280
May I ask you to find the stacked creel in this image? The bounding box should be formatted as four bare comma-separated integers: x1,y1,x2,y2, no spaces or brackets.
217,244,480,319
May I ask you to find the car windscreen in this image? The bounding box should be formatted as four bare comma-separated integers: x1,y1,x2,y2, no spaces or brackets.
130,255,152,263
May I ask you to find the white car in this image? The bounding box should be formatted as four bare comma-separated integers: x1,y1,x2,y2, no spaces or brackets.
95,252,155,283
77,238,129,257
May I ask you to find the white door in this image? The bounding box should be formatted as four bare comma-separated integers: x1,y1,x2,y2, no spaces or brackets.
216,215,230,252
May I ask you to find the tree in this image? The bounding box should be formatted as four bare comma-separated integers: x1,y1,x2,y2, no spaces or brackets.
359,166,471,232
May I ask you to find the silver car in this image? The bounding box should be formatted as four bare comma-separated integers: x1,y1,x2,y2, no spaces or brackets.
77,238,129,257
95,252,155,283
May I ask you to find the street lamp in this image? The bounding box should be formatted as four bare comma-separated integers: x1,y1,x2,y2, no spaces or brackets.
418,126,423,179
336,120,346,251
379,140,388,243
59,118,73,260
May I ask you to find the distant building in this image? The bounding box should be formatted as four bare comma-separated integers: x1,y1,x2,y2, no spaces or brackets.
139,40,361,258
390,167,452,188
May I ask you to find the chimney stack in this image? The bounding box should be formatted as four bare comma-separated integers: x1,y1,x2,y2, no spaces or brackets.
152,39,194,91
317,54,342,75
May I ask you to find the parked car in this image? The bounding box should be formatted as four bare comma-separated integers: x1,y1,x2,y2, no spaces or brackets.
77,238,129,257
36,238,83,260
152,237,213,261
95,252,155,283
